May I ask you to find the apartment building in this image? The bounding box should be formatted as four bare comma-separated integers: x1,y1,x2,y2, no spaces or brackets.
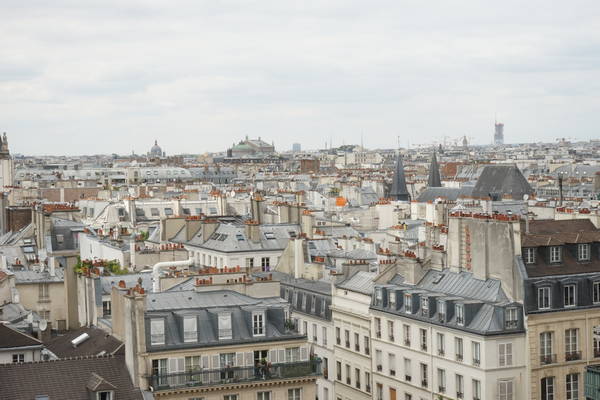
371,269,527,400
110,283,321,399
518,219,600,400
331,271,377,400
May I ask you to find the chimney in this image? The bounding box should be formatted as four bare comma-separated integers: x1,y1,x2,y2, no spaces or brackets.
251,194,264,224
245,220,261,242
201,219,219,243
48,257,56,277
301,210,314,239
558,175,564,206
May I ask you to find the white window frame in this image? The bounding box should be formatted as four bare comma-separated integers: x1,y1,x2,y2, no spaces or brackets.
525,247,536,264
564,284,576,307
578,243,591,261
550,246,562,263
595,282,600,304
455,304,465,325
566,373,579,400
538,287,551,309
498,379,513,400
183,316,197,343
253,312,265,336
499,342,513,367
404,294,412,313
150,318,165,345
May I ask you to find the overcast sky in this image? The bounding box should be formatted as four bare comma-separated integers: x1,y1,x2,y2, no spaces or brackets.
2,1,599,155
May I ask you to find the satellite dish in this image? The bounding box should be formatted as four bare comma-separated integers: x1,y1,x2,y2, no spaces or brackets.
523,194,529,201
39,319,48,332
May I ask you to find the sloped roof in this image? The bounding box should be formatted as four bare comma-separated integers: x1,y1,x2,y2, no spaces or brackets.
45,326,123,358
416,186,474,202
470,164,533,200
418,270,508,303
427,151,442,187
0,355,143,400
390,154,410,201
337,271,377,295
0,323,42,349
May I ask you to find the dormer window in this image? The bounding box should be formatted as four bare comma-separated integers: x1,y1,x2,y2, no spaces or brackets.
550,246,562,263
524,248,536,264
252,312,265,336
564,284,576,307
97,392,113,400
301,293,307,309
150,318,165,345
404,294,412,313
218,313,233,340
183,316,197,343
421,297,429,316
375,288,383,306
505,308,518,329
538,287,551,309
311,296,316,313
389,291,396,308
578,244,591,261
438,300,446,322
455,304,464,326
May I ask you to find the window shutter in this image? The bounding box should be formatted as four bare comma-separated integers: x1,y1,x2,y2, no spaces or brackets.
236,352,244,367
506,343,513,366
201,355,209,369
499,344,505,366
211,354,219,369
168,358,177,373
245,352,253,366
269,349,277,363
300,346,308,361
177,357,185,372
278,349,285,363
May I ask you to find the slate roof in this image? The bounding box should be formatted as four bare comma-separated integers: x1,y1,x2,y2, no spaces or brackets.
0,323,42,349
427,151,442,187
12,268,64,284
419,270,508,303
0,355,144,400
336,271,377,295
45,326,123,358
100,272,153,295
470,164,533,200
146,289,286,311
416,186,474,202
390,154,410,201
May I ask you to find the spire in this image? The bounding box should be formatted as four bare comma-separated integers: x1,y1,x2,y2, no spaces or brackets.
390,153,410,201
427,151,442,187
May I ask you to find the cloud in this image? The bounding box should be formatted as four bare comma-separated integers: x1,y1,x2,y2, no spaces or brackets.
1,0,599,154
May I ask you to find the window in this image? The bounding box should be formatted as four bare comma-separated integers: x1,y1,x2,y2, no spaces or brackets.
455,337,463,361
97,391,113,400
420,328,427,351
540,331,553,364
566,373,579,400
564,284,576,307
404,357,411,381
164,207,173,216
355,368,361,389
375,350,382,371
499,343,513,367
420,363,428,387
375,318,381,338
505,307,518,328
253,312,265,336
336,327,341,344
403,324,411,346
354,332,360,351
257,392,271,400
345,329,350,348
594,282,600,304
456,374,464,399
404,294,412,313
388,353,396,376
151,358,167,386
437,332,445,356
550,246,562,263
345,364,351,384
388,320,395,341
437,368,446,393
538,287,551,309
421,296,429,316
150,208,159,216
150,319,165,345
376,383,383,400
389,291,396,308
102,300,111,316
498,380,513,400
224,395,239,400
261,257,270,271
312,323,318,342
565,328,579,360
183,316,197,342
525,248,536,264
285,347,300,362
375,288,383,305
246,258,254,268
578,243,590,261
336,361,342,380
364,336,370,355
12,354,24,363
365,371,371,392
38,283,49,301
472,341,481,366
541,377,555,400
472,379,481,400
218,313,232,340
455,304,464,325
438,300,446,322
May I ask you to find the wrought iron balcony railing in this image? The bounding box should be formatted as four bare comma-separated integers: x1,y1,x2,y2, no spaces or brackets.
148,360,322,392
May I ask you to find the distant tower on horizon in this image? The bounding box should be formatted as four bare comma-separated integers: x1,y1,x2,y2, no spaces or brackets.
292,143,301,152
494,121,505,145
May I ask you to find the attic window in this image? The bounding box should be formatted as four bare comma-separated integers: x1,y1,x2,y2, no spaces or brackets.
264,232,276,240
421,297,429,316
56,234,64,244
404,294,412,313
164,208,173,216
308,242,316,249
252,312,265,336
432,274,444,284
455,304,465,326
578,244,591,261
150,208,160,216
550,246,562,263
97,392,113,400
218,234,228,241
236,234,245,241
218,313,232,340
150,319,165,345
183,316,197,343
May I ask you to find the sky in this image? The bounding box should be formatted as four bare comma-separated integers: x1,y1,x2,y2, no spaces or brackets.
1,1,600,155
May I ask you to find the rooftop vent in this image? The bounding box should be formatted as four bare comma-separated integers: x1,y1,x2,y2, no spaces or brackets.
71,332,90,348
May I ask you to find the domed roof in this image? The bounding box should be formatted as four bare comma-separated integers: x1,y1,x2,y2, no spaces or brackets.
150,140,162,156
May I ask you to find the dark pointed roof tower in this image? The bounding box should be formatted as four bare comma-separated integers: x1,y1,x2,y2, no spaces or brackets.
427,151,442,187
390,152,410,201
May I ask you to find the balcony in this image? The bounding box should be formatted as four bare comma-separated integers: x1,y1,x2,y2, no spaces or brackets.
421,344,428,351
148,360,322,392
390,369,395,376
376,364,382,372
438,386,446,393
595,348,600,358
365,347,370,355
376,331,381,339
540,354,557,365
405,375,412,382
438,313,446,323
438,349,445,357
345,341,350,348
565,351,582,362
456,354,463,362
389,335,395,342
404,339,411,347
365,385,371,393
336,338,341,345
421,379,428,388
346,377,351,385
457,392,463,399
473,358,480,367
505,320,518,329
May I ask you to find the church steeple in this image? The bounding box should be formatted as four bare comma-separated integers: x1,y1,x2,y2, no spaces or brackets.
390,152,410,201
427,151,442,187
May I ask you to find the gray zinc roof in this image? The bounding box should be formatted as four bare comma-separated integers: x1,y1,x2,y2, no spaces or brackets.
336,271,377,295
418,269,508,303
